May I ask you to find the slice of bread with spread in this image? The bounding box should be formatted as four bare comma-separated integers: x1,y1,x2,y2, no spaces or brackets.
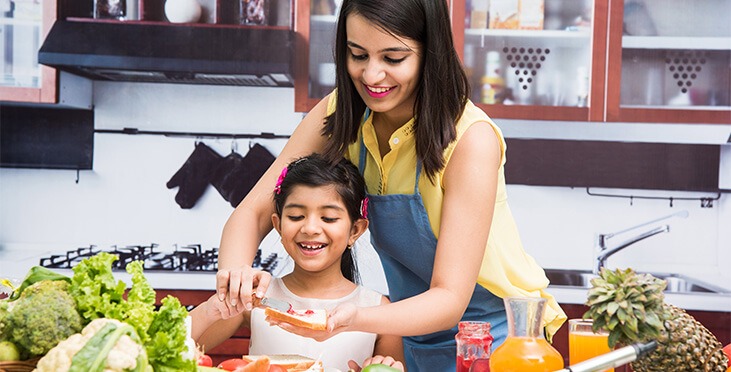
243,354,322,371
264,307,327,331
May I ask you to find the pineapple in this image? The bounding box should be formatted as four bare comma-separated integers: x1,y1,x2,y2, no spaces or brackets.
584,268,728,371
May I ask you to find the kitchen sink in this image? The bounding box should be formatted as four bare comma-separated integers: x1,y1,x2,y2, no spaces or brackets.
544,269,730,294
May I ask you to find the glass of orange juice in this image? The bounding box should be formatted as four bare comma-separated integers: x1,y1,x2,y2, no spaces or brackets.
568,319,613,372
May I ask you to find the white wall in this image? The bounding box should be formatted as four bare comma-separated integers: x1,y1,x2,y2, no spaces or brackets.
1,81,729,290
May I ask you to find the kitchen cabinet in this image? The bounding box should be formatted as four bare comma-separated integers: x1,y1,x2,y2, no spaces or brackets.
605,0,731,124
294,0,730,124
59,0,292,27
293,0,336,112
554,303,731,371
0,0,58,103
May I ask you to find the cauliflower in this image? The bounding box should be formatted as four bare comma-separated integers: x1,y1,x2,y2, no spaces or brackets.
35,318,152,372
3,279,82,357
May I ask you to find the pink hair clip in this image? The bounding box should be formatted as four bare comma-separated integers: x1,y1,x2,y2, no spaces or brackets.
360,197,369,219
274,166,288,194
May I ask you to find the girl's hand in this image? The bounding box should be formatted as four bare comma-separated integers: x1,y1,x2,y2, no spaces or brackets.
204,293,245,320
347,355,405,372
216,267,273,311
266,303,358,341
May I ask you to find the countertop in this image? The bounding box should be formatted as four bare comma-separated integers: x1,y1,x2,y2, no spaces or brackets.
2,244,730,312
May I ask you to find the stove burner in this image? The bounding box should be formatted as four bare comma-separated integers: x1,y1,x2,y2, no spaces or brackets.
38,244,280,273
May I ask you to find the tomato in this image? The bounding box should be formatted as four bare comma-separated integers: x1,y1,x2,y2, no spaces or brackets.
217,358,249,371
197,353,213,367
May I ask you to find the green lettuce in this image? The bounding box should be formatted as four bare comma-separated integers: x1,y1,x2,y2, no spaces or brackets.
69,253,195,372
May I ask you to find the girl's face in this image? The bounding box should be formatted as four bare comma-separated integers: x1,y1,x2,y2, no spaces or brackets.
345,13,422,121
272,185,366,275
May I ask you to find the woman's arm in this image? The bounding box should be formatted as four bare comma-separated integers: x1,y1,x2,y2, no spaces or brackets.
216,95,332,310
372,296,405,363
298,121,501,338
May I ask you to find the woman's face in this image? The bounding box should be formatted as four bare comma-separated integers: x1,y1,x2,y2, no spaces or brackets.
345,13,422,120
272,185,357,275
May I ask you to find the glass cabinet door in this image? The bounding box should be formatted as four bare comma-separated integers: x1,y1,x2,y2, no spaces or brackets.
606,0,730,123
0,0,57,103
294,0,338,112
1,0,42,89
455,0,603,121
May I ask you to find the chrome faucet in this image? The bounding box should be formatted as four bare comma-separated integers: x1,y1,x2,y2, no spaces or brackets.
593,210,689,275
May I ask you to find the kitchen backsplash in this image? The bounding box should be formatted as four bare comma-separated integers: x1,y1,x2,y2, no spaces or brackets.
0,81,728,290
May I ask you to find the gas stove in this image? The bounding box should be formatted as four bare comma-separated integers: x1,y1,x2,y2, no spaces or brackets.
38,243,284,274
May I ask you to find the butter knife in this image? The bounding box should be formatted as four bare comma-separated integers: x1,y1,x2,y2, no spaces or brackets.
259,296,292,312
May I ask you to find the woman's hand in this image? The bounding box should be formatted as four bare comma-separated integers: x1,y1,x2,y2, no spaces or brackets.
347,355,405,372
216,267,273,310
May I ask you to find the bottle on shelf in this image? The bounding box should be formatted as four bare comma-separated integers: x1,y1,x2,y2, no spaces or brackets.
481,51,506,105
576,66,589,107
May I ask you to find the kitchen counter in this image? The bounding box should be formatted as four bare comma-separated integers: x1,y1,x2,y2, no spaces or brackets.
2,244,729,312
547,285,731,312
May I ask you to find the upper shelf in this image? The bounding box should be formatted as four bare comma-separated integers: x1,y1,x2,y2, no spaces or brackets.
622,36,731,51
464,29,592,48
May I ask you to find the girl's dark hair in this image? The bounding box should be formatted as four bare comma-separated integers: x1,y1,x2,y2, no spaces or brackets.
273,153,366,284
321,0,470,181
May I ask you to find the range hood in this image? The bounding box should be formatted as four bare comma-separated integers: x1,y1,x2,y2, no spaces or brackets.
39,20,294,87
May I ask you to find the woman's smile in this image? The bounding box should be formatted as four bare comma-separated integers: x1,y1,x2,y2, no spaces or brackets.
365,84,395,98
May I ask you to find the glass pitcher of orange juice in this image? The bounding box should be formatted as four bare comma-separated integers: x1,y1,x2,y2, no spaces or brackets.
490,297,564,371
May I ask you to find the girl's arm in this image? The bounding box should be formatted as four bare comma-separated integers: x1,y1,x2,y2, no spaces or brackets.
216,95,331,310
189,294,250,351
286,121,501,338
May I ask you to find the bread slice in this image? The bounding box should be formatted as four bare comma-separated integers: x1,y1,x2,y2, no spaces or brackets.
238,355,270,372
243,354,320,370
264,307,328,331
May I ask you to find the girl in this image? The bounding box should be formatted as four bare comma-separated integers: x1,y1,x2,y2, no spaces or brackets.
190,154,404,371
215,0,566,370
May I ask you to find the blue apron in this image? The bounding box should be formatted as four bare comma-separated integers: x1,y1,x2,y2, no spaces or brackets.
357,127,507,371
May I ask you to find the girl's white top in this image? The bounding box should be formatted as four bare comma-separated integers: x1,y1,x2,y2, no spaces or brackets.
249,277,383,371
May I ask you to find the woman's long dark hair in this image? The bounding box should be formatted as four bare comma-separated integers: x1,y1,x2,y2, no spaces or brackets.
273,154,366,284
321,0,470,181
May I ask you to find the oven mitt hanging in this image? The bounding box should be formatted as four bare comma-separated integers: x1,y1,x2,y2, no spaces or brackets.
166,142,223,209
210,143,275,208
209,151,244,204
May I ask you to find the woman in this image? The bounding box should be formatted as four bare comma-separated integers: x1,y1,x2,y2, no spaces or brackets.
216,0,566,369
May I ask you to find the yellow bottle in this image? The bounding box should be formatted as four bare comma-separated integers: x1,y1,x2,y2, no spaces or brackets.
481,51,505,104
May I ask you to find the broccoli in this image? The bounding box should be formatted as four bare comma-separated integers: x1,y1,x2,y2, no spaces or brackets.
3,279,83,357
